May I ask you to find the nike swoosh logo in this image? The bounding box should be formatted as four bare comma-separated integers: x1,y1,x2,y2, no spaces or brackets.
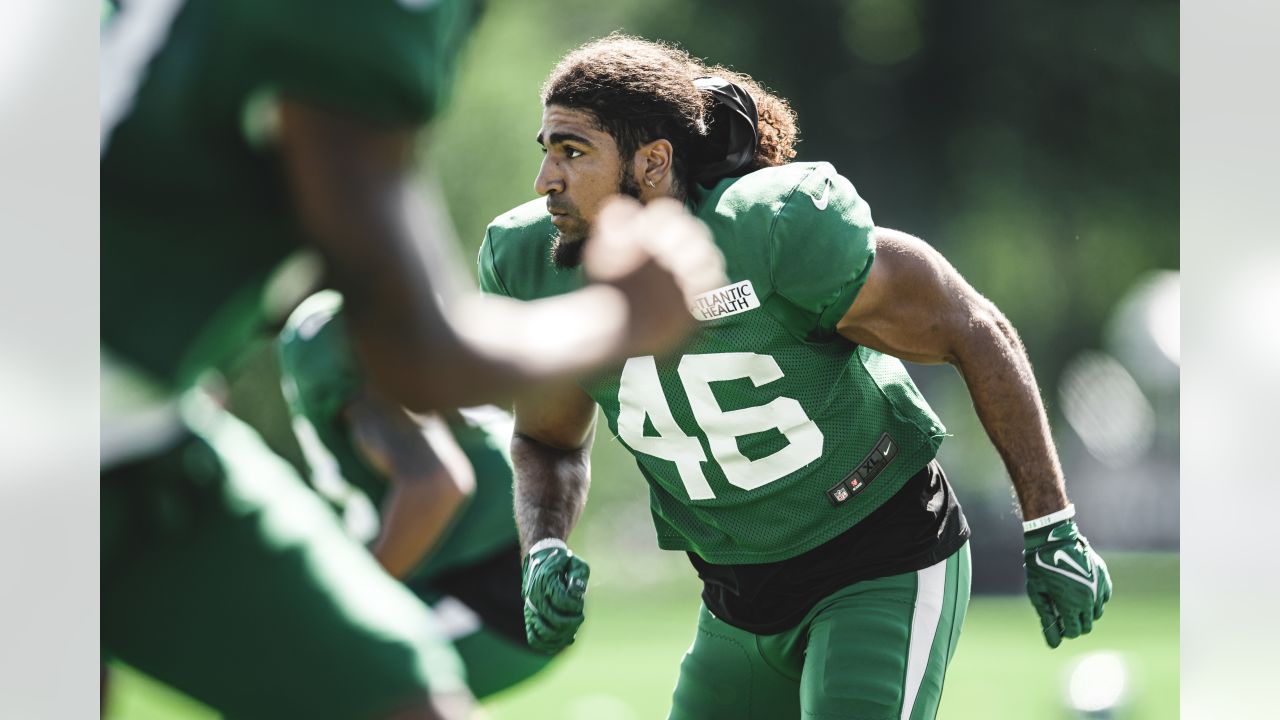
1034,549,1098,597
811,178,831,210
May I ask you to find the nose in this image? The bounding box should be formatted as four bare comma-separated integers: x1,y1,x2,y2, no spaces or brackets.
534,155,563,197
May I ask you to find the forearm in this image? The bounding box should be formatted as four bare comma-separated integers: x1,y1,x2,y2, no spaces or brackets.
511,433,593,554
441,289,632,397
958,313,1113,650
345,398,474,577
373,477,466,579
952,307,1069,519
338,214,634,412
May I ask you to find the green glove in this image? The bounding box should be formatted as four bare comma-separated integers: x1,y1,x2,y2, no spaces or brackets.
521,539,590,654
1024,514,1113,648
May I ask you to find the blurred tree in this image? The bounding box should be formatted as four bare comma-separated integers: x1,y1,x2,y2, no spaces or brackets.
431,0,1177,384
622,0,1178,386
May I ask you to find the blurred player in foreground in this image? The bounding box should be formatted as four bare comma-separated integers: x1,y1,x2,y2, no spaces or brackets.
278,290,557,699
479,36,1114,719
100,1,723,716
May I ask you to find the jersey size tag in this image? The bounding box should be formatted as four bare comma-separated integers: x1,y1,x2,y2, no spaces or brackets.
689,280,760,321
827,433,898,507
826,481,853,505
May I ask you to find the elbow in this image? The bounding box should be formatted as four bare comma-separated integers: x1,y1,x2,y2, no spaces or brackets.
513,430,591,455
983,303,1023,350
950,300,1022,368
966,293,1019,341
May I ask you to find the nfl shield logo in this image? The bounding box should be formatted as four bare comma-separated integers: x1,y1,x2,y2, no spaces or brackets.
827,481,852,506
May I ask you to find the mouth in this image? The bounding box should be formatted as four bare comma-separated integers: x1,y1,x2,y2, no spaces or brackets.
548,208,573,227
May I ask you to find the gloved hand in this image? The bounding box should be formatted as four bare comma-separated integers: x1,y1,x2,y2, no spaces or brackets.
1024,515,1113,648
521,539,590,654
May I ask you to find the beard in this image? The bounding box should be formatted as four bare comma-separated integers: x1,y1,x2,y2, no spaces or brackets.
550,229,586,269
550,168,645,269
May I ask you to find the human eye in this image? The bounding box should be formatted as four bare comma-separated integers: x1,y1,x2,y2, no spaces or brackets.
565,147,584,159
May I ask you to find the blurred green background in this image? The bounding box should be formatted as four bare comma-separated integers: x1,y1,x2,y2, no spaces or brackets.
109,0,1178,717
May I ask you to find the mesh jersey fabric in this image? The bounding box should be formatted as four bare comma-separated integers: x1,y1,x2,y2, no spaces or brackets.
478,162,948,564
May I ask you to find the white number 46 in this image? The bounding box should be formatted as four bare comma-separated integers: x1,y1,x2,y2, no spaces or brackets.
617,353,823,500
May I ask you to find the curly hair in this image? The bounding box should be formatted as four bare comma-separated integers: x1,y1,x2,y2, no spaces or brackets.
541,35,798,194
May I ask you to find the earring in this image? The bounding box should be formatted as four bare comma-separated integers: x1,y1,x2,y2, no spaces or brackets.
646,179,657,189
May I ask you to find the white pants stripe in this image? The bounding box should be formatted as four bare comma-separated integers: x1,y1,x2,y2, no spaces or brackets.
900,556,949,720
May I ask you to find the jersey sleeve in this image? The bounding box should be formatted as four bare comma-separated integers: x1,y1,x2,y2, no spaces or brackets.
476,226,512,297
242,0,475,127
277,291,361,431
769,164,876,335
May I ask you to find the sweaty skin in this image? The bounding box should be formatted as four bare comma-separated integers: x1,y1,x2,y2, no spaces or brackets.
835,228,1069,519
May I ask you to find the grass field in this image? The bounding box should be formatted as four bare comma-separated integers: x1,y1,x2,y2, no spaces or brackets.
106,553,1176,719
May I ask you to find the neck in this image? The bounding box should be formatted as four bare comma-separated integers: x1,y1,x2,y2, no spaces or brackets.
638,178,684,204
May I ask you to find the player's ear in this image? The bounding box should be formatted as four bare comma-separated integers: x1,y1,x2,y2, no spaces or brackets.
636,138,674,190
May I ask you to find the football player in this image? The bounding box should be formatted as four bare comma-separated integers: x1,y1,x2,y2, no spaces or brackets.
278,290,558,699
479,35,1113,720
101,2,721,716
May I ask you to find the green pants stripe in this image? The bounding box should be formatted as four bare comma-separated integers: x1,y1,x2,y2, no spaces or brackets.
669,543,971,720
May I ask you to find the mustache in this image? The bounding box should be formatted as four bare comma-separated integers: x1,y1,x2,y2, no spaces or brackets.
546,198,577,217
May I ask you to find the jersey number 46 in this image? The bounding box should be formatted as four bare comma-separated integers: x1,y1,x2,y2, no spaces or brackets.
617,353,824,501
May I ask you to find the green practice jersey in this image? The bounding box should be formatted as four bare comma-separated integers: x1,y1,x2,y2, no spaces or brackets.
479,162,947,564
102,0,475,393
278,291,519,581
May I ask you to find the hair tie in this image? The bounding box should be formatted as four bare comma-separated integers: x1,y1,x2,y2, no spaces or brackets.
690,76,759,185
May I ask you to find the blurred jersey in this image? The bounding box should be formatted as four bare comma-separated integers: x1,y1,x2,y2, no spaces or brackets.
101,0,476,396
99,3,486,712
479,162,947,564
278,290,520,581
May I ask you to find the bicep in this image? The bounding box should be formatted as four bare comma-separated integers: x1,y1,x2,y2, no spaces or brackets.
513,382,598,451
835,227,992,365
